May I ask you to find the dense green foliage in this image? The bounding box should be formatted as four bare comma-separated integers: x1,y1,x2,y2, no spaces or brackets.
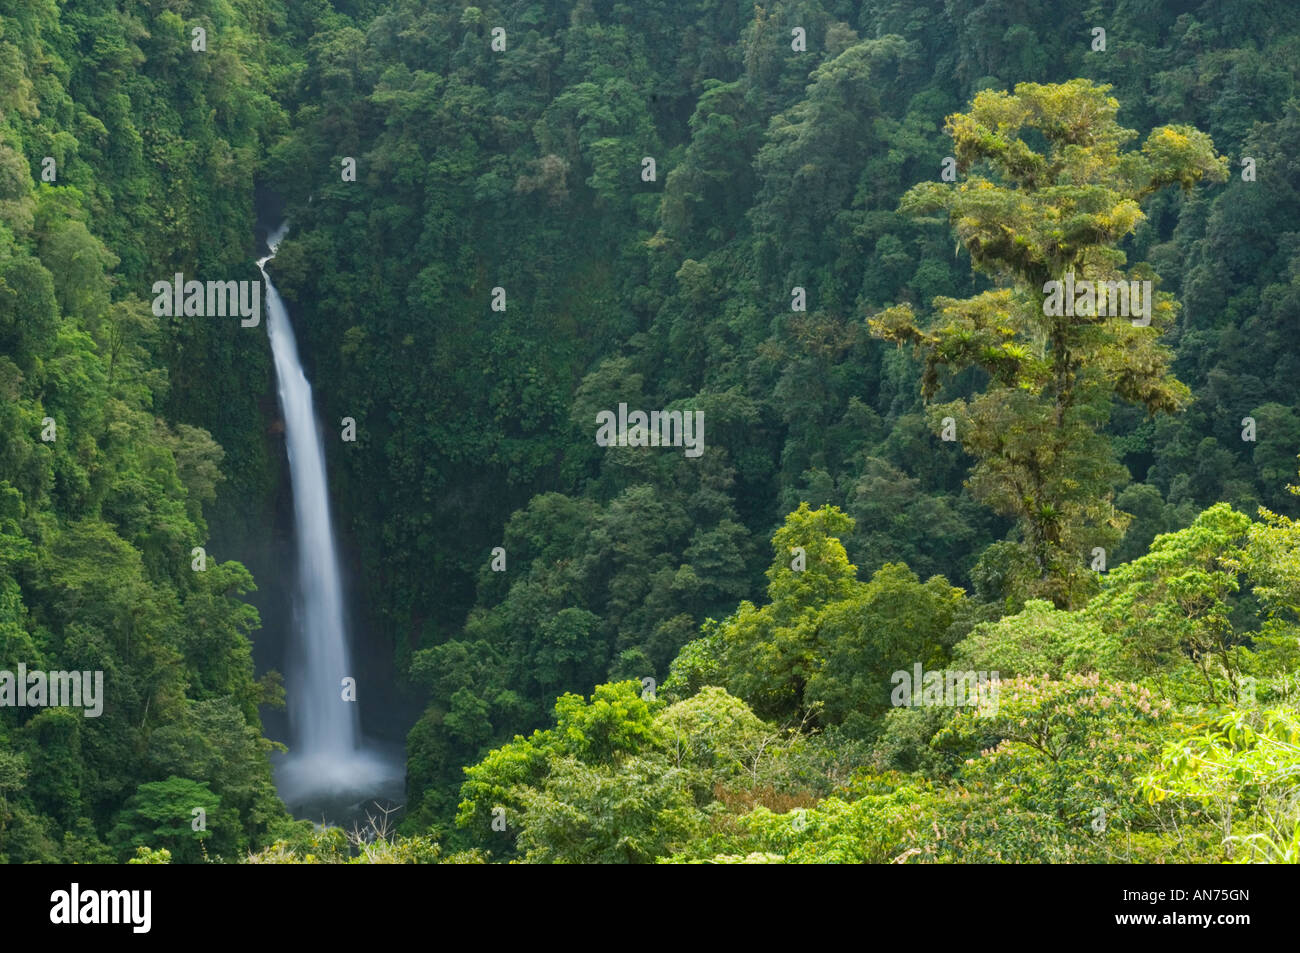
0,0,311,861
3,0,1300,864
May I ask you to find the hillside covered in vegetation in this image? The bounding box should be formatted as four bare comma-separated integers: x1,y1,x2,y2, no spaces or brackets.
2,0,1299,864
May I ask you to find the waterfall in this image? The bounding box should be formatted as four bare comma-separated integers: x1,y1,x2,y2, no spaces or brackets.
259,225,399,807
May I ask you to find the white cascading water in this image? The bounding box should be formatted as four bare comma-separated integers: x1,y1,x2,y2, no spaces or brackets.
259,225,398,806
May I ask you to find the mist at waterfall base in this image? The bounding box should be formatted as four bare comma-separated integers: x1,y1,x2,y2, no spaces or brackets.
259,225,404,826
